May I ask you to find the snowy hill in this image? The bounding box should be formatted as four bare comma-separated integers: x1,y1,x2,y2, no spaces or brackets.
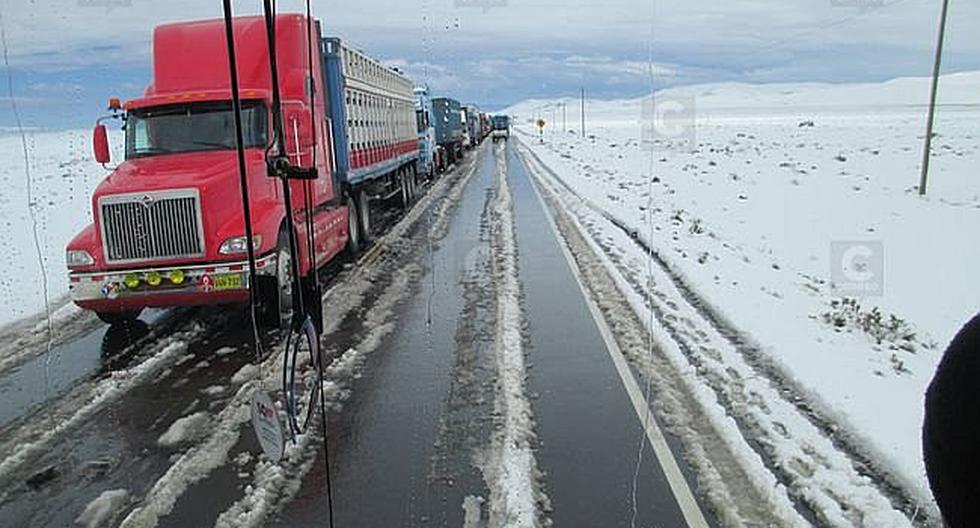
506,70,980,122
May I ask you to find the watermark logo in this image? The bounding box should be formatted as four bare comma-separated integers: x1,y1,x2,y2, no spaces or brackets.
455,0,507,12
830,241,884,296
641,95,696,151
78,0,131,9
830,0,886,14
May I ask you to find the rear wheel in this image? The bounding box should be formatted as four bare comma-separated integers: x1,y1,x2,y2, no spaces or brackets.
409,168,418,201
358,189,372,243
96,309,142,326
400,170,412,209
403,169,417,206
344,195,360,256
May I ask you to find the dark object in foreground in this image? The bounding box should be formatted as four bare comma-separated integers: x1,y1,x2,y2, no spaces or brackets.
923,312,980,527
26,465,60,490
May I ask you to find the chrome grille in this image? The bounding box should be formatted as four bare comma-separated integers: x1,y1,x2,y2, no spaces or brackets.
99,190,205,263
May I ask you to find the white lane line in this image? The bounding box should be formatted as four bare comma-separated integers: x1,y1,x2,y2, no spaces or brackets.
516,145,710,528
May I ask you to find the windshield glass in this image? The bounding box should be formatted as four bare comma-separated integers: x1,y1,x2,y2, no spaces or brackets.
125,100,267,159
1,2,979,528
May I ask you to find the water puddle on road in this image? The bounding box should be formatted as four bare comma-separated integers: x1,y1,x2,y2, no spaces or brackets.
0,310,172,429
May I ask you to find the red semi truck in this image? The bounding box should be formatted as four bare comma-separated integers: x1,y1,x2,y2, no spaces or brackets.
65,14,420,326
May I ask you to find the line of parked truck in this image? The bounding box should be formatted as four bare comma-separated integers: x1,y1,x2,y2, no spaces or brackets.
67,13,511,326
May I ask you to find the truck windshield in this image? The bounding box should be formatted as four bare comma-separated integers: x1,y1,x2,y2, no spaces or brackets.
125,100,268,159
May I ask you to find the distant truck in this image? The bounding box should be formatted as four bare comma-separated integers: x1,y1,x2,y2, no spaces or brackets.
491,115,510,141
479,112,490,140
413,85,437,179
462,105,483,148
431,97,463,167
66,14,420,326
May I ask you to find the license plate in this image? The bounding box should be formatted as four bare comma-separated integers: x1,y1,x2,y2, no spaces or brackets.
213,273,243,291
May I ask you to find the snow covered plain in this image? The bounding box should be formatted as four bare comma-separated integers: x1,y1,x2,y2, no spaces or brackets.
508,71,979,515
0,128,123,328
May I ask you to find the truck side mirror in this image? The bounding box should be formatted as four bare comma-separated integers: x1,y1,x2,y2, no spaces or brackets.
93,124,110,164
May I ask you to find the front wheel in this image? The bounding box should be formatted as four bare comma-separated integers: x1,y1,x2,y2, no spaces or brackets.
96,309,143,326
257,230,295,330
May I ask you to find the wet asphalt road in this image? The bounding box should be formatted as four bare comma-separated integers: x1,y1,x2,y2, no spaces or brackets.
0,139,713,527
272,140,713,526
507,144,708,527
0,309,261,527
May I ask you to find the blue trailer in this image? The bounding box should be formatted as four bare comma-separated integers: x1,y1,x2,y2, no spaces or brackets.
322,37,422,236
431,97,464,165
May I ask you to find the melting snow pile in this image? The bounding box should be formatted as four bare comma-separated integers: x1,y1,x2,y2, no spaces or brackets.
157,411,210,447
474,143,542,527
75,488,129,528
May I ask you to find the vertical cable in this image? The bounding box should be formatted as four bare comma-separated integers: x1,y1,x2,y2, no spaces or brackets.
303,1,319,289
305,8,335,521
630,1,659,526
262,0,306,323
261,2,335,524
0,10,54,378
220,0,264,360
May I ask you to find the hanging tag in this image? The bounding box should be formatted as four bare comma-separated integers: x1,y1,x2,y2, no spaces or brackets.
250,388,284,462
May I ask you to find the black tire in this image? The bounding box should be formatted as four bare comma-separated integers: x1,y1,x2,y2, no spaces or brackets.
399,169,411,209
410,167,419,200
257,228,295,330
344,194,360,257
96,309,142,326
405,170,416,205
358,189,372,243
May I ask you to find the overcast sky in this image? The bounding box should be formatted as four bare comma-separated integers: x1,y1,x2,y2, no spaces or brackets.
0,0,978,128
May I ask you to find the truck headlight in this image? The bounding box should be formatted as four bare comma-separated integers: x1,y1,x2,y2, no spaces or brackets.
66,249,95,267
219,235,262,255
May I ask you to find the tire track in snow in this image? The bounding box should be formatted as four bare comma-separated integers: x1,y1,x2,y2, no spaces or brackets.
520,137,930,517
518,142,804,528
518,140,933,527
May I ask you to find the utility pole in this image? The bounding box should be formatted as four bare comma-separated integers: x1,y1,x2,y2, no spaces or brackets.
919,0,950,196
580,87,586,137
561,101,567,134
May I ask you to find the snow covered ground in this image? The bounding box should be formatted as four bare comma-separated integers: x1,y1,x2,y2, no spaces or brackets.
507,71,979,514
0,128,123,328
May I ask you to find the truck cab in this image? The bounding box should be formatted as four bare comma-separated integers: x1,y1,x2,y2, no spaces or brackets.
66,15,349,325
414,85,437,179
491,114,510,141
431,97,463,166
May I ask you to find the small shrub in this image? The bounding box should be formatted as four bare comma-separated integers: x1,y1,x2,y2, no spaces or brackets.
820,298,931,356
